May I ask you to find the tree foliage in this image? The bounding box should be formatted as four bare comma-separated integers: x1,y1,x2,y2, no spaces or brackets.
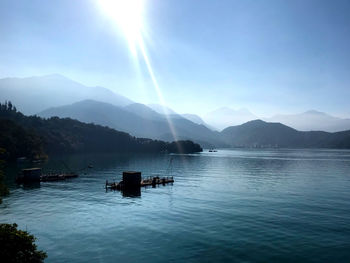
0,223,47,263
0,148,9,204
167,140,203,153
0,119,45,161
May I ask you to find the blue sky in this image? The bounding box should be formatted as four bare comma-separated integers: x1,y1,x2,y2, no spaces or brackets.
1,0,350,117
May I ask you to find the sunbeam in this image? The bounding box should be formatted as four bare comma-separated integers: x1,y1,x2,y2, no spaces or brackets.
98,0,180,145
98,0,144,56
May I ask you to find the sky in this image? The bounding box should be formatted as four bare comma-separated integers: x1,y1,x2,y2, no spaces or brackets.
1,0,350,117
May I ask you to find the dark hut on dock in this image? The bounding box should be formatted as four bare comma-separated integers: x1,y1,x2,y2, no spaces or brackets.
106,171,174,191
18,168,42,183
123,171,141,187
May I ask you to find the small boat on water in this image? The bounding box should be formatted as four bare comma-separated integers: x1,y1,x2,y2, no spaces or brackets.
208,149,218,152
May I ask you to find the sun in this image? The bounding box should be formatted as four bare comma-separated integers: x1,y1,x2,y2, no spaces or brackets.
98,0,145,55
97,0,180,143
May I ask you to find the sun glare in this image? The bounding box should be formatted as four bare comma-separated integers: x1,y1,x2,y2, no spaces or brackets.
99,0,144,55
98,0,181,146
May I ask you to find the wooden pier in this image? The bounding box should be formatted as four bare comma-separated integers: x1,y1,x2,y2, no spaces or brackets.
40,173,78,182
16,168,78,183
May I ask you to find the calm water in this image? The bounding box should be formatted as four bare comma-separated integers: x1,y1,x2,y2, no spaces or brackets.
1,149,350,262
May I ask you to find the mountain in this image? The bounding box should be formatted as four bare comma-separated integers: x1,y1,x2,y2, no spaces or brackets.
221,120,350,148
0,102,202,156
38,100,226,148
38,100,350,149
147,104,177,115
39,100,142,132
265,110,350,132
182,114,206,125
204,107,258,130
0,74,133,115
124,103,164,121
182,114,216,130
147,104,188,121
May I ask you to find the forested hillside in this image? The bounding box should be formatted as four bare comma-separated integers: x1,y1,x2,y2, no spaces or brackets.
0,102,202,160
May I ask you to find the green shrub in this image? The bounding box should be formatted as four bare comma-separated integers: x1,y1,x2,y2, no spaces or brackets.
0,223,47,263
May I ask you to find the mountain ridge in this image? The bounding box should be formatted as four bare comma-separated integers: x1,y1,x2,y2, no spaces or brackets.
265,110,350,132
2,74,350,133
204,107,258,130
38,99,227,148
0,74,133,115
221,120,350,148
0,103,203,157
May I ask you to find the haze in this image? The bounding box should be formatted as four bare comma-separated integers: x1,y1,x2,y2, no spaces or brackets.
1,0,350,118
2,2,350,262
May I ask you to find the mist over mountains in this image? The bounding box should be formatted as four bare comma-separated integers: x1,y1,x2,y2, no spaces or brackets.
1,74,350,148
202,107,350,133
147,104,177,115
203,107,258,130
265,111,350,132
0,74,132,115
38,100,226,148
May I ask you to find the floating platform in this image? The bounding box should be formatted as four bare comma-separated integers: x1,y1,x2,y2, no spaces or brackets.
40,173,78,182
106,171,174,191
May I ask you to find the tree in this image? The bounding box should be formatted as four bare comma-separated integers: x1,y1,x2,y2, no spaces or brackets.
0,168,9,204
0,148,9,204
7,101,12,111
0,223,47,263
0,132,47,263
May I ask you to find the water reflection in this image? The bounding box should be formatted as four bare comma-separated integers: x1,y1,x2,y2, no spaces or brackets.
112,183,175,198
122,187,141,198
21,182,41,191
2,149,350,263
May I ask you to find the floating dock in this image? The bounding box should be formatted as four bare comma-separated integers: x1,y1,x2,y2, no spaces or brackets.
40,173,78,182
106,171,174,190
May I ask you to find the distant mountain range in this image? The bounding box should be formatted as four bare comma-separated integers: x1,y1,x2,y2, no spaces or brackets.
38,100,226,148
17,100,350,149
1,74,350,149
221,120,350,148
37,102,350,149
201,107,350,133
265,110,350,132
0,74,132,115
203,107,258,130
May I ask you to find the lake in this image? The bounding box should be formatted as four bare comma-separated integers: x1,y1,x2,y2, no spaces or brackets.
1,149,350,262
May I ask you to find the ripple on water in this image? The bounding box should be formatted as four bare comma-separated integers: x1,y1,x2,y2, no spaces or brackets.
1,149,350,262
